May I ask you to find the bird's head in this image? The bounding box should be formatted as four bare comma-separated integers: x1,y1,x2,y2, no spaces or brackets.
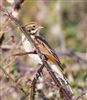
23,22,43,35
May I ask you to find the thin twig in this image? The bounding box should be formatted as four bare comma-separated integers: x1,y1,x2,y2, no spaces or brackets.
76,89,87,100
1,44,87,65
22,64,44,100
57,50,87,65
30,64,44,100
12,51,36,56
0,65,27,95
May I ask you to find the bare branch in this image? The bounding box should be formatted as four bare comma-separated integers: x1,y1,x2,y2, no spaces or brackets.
0,64,27,95
12,51,36,56
57,49,87,64
76,89,87,100
1,8,74,100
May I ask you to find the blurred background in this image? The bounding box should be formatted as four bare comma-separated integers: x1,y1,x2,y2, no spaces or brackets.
0,0,87,100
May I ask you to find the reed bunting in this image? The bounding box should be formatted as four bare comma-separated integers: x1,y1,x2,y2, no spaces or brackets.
21,22,67,84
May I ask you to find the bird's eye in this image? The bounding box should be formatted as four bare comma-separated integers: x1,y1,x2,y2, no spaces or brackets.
32,28,34,30
28,29,31,32
33,25,35,28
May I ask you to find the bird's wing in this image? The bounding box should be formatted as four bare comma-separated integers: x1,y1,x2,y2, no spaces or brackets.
33,35,63,70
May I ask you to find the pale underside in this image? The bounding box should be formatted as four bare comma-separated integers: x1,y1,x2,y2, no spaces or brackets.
22,34,67,85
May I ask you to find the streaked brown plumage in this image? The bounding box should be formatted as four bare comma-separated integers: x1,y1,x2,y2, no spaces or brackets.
21,22,73,88
22,22,63,70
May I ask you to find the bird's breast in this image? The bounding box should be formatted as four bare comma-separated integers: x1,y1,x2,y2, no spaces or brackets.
22,34,42,64
22,34,33,52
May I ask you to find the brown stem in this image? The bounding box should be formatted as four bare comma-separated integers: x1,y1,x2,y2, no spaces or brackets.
12,51,36,56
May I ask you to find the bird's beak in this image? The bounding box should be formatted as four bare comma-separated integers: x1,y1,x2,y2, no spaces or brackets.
36,26,43,32
39,26,44,29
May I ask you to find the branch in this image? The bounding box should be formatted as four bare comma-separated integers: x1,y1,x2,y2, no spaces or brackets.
12,51,36,56
0,64,27,95
76,89,87,100
1,8,74,100
57,49,87,64
30,64,46,100
1,44,87,65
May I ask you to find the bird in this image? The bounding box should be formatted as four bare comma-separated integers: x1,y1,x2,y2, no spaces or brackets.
21,22,67,85
22,22,63,67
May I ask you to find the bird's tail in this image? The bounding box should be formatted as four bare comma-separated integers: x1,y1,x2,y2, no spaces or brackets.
49,64,73,95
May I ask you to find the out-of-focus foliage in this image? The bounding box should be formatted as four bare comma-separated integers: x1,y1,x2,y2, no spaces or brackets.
20,0,87,52
0,0,87,100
